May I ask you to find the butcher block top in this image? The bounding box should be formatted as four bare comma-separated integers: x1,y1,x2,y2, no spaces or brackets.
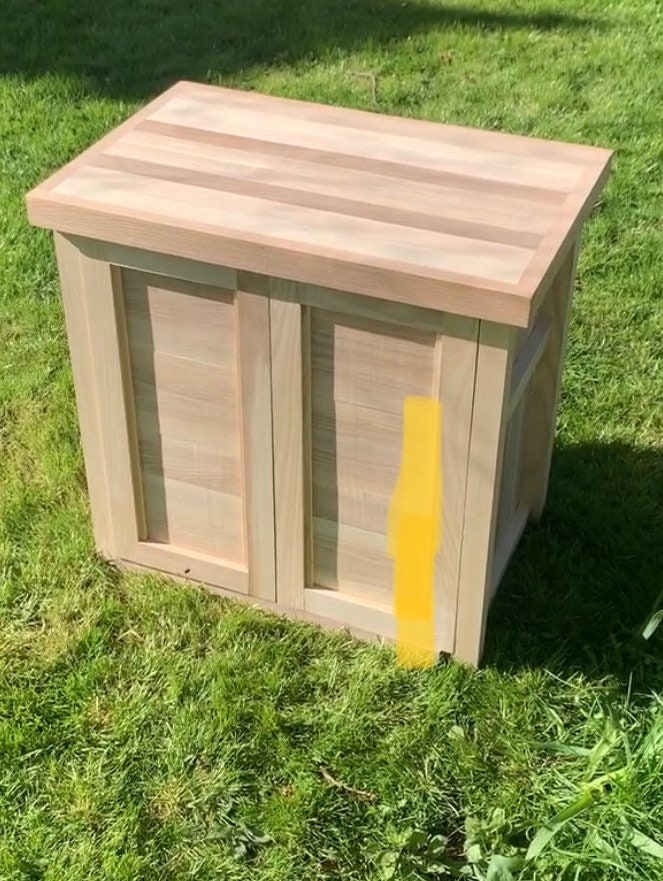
27,81,612,326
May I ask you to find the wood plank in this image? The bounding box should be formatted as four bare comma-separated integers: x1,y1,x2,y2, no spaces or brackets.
150,96,584,192
435,315,480,652
138,433,241,495
304,587,396,642
54,165,534,285
270,282,305,610
313,482,392,535
177,82,610,168
117,125,560,228
311,309,436,414
125,542,249,595
129,348,235,404
123,268,236,366
133,377,238,448
53,234,115,556
68,234,237,290
102,139,546,247
495,394,526,546
454,321,516,665
309,308,445,614
521,241,580,519
236,288,277,601
120,266,251,580
313,517,393,606
508,316,552,417
297,282,449,333
141,472,244,562
28,83,612,327
28,192,535,327
301,306,314,589
79,255,145,556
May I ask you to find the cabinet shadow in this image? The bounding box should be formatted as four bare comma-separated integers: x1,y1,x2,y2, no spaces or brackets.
484,440,663,686
3,0,601,100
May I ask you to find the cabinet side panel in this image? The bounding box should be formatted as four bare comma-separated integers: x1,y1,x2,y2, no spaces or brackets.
122,269,245,564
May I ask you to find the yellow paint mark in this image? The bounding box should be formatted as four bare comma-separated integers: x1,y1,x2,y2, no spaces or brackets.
388,396,442,667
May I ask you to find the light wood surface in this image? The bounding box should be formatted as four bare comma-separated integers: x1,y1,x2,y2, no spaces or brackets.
508,317,551,418
80,255,144,559
453,322,516,665
435,315,479,651
269,280,306,610
28,81,612,327
69,234,237,290
59,244,282,594
122,270,245,562
41,88,612,665
236,288,277,601
310,309,437,605
521,241,580,518
53,234,115,556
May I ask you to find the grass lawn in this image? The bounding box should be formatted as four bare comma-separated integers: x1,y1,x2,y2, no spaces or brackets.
1,0,663,877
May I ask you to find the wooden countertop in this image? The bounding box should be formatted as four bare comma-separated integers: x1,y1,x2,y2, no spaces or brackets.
27,81,612,326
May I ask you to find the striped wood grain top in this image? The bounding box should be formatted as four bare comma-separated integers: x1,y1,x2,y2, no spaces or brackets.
27,81,612,326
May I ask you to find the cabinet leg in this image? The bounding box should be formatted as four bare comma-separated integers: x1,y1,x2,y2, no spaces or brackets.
454,321,515,666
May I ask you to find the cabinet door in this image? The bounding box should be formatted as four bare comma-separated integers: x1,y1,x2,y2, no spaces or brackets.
72,246,275,599
269,281,478,655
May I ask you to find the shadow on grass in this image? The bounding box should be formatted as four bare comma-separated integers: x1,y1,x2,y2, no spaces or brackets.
485,441,663,686
2,0,600,99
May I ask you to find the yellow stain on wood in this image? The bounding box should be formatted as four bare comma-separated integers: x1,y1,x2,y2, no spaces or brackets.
388,396,442,667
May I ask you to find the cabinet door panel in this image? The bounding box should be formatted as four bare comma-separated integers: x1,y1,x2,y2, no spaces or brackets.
309,309,437,605
78,252,275,598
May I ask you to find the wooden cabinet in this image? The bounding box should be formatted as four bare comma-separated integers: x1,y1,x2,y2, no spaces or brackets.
27,82,611,663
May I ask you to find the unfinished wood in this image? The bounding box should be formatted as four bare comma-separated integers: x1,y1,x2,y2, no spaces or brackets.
100,139,545,248
454,322,516,666
236,289,276,601
124,541,249,594
270,281,305,610
310,310,438,606
435,315,480,652
141,472,243,562
301,306,314,589
68,234,236,289
110,268,256,594
79,254,143,558
508,317,552,418
36,84,613,666
122,270,245,564
297,281,449,334
495,394,527,547
28,81,613,328
304,587,395,641
53,234,114,556
311,309,436,414
123,269,236,365
48,165,533,284
521,241,580,519
313,517,393,606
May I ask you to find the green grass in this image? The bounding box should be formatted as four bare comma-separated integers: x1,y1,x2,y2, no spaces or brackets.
1,0,663,878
